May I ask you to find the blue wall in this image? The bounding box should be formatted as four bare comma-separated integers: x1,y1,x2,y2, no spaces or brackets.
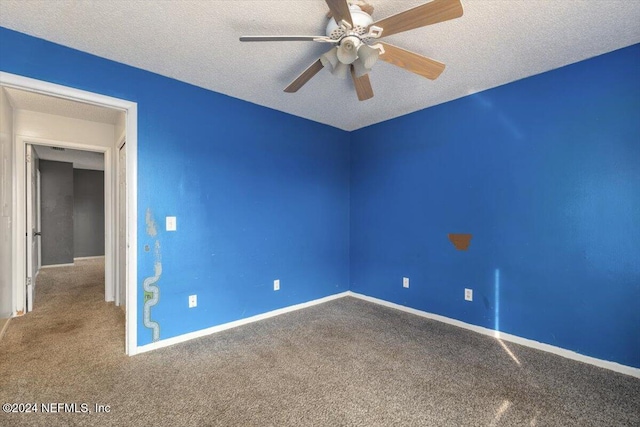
3,27,638,367
0,27,351,345
350,44,640,368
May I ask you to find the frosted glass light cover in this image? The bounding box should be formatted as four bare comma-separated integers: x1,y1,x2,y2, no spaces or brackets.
358,44,380,69
320,47,339,69
332,62,350,79
352,57,368,77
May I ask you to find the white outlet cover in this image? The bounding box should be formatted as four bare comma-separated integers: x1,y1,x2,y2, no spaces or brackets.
188,294,197,308
166,216,177,231
403,277,409,288
274,279,280,291
465,288,473,301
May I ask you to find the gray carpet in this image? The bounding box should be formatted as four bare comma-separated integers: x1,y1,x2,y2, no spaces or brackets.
1,259,639,426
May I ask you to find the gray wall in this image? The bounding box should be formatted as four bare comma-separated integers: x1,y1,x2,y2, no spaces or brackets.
40,160,74,266
73,169,104,257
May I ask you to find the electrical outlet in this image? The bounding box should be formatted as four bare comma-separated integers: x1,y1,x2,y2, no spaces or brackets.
403,277,409,288
464,288,473,301
166,216,177,231
274,279,280,291
189,294,197,308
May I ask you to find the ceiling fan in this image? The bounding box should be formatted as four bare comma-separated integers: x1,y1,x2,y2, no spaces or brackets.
240,0,463,101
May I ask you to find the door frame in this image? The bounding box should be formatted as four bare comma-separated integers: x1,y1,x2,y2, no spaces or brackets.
25,143,35,312
116,134,126,308
1,71,138,355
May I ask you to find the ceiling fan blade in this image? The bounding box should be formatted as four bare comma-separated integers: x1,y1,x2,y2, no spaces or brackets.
378,42,445,80
370,0,463,38
284,59,325,93
350,66,374,101
325,0,353,26
240,36,327,42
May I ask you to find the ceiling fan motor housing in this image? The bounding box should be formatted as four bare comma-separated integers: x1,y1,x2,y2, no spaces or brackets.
325,5,374,42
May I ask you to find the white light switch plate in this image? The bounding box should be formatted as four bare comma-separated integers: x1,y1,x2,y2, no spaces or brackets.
166,216,177,231
403,277,409,288
465,288,473,301
274,279,280,291
189,294,197,308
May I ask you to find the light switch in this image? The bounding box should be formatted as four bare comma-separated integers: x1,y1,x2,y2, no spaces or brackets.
166,216,177,231
465,288,473,301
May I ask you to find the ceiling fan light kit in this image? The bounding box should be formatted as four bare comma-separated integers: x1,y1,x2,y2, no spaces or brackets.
240,0,464,101
358,44,383,69
320,47,339,69
336,35,362,64
333,62,351,79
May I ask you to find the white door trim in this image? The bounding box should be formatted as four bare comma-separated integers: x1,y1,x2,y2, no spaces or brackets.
25,144,34,312
1,71,138,356
115,133,126,308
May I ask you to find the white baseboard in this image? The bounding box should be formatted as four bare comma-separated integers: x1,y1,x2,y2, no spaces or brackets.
134,291,351,355
131,289,639,378
40,263,75,269
347,291,640,379
39,256,104,268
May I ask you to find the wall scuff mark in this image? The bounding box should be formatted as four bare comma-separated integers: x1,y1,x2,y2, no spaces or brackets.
448,233,472,251
143,208,161,341
146,208,157,237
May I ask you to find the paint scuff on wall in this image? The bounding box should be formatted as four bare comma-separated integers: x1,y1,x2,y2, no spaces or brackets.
143,208,161,342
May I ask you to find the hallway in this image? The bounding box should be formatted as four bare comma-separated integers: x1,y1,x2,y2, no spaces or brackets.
0,259,127,416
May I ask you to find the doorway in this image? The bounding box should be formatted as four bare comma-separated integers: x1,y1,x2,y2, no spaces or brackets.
26,144,107,310
0,71,138,355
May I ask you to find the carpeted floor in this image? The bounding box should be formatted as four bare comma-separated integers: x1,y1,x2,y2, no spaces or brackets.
1,259,639,427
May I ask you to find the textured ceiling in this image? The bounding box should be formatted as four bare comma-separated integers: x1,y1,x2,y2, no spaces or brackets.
1,0,639,131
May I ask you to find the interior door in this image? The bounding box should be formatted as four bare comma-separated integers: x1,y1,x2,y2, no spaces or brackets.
25,144,38,312
117,141,127,309
37,168,42,270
